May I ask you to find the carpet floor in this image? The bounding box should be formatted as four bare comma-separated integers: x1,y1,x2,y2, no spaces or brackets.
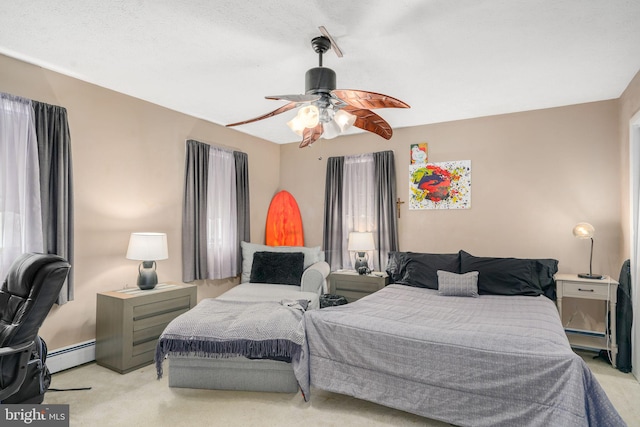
43,349,639,426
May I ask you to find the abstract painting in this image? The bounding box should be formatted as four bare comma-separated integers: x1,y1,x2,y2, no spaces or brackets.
410,143,428,165
409,160,471,210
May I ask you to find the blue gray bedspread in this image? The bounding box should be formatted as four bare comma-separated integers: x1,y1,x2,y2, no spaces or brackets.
155,298,306,379
296,284,625,426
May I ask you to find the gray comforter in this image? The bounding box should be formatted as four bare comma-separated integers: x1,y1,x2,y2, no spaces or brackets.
295,284,625,426
156,298,306,379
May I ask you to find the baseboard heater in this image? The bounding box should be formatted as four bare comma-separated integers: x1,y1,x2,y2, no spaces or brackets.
46,340,96,374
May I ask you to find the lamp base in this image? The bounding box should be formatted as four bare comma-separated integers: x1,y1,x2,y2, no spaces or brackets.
577,273,604,280
354,252,370,275
137,261,158,290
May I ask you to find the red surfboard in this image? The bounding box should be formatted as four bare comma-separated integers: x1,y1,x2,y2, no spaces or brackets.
265,190,304,246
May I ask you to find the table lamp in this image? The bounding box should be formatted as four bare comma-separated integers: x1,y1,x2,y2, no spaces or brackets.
347,232,375,275
572,222,603,279
126,232,169,289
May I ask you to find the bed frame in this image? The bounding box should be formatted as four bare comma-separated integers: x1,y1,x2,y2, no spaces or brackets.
168,355,298,393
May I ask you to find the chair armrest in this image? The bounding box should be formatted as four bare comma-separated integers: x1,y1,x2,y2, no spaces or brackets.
301,261,330,294
0,340,34,401
0,340,34,357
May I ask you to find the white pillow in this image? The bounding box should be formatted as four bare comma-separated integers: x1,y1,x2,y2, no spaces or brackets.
437,270,479,297
240,241,324,283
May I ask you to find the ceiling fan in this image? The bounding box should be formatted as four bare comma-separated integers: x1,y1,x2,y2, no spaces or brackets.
226,27,410,148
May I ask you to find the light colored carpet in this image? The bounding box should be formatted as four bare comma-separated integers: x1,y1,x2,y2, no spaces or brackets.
44,350,639,426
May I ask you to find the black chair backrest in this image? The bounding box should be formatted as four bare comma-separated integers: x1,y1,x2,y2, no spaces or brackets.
0,253,70,349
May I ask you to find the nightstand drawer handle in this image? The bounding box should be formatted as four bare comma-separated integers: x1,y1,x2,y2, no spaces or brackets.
578,288,595,292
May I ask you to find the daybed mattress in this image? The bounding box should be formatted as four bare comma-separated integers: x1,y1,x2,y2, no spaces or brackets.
217,283,320,310
296,284,624,427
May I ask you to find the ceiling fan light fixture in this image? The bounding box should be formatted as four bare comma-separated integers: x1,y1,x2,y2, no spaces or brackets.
299,105,320,128
334,109,356,132
287,105,320,136
286,116,305,136
227,29,410,148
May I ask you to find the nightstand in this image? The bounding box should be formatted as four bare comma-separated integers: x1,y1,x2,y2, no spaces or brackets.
96,282,197,373
554,273,618,368
328,270,389,302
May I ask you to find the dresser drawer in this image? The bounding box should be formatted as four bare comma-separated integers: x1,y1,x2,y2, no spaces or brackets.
561,282,609,299
133,295,191,318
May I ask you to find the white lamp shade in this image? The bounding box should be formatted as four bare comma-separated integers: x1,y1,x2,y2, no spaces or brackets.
126,232,169,261
347,232,375,251
572,222,595,239
334,109,356,132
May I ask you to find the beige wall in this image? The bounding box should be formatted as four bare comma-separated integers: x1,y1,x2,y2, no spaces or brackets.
0,54,281,349
281,100,622,277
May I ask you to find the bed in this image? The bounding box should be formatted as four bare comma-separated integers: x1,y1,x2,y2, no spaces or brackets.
155,298,307,392
293,251,625,427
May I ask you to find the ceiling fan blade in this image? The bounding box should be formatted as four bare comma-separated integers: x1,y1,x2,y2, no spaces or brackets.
226,102,298,127
344,107,393,140
299,124,323,148
332,89,410,110
318,26,343,58
265,94,320,103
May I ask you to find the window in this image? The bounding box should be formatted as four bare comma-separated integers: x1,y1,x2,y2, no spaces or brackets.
182,140,250,281
0,93,43,279
323,150,398,272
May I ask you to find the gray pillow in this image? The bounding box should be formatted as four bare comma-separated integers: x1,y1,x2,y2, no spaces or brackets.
437,270,479,297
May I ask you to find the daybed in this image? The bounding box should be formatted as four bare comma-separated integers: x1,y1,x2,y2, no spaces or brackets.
294,250,625,426
156,242,329,393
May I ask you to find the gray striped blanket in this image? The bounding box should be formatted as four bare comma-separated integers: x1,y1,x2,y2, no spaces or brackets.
155,298,307,379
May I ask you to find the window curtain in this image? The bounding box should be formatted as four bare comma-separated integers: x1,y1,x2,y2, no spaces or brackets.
322,156,344,269
373,150,399,270
234,151,250,273
182,140,249,281
0,93,44,279
32,101,74,304
322,150,398,272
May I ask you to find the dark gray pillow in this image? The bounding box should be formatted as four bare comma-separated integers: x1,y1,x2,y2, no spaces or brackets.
387,251,460,289
437,270,479,297
249,252,304,286
459,250,544,296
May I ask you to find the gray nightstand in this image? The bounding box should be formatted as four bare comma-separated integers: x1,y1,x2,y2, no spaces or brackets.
328,270,389,302
96,282,197,373
555,273,618,367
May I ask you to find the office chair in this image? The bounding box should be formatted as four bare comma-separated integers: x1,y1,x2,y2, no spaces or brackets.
0,253,70,403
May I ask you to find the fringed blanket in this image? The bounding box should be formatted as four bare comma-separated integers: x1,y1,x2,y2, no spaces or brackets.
155,298,307,379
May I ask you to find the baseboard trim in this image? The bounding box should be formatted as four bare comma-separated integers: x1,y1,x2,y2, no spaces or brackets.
47,340,96,374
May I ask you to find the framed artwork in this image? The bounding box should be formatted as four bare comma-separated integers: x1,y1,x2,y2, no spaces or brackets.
409,160,471,210
410,143,428,165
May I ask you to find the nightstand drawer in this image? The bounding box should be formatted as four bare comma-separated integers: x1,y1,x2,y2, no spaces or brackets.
334,277,383,293
562,282,609,299
329,271,389,302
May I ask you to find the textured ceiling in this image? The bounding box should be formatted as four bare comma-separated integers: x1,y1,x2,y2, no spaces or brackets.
1,1,640,144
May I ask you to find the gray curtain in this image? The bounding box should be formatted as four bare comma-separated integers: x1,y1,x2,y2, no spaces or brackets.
323,151,398,272
373,151,399,269
32,101,74,304
234,151,250,273
322,157,344,270
182,140,210,282
182,140,250,281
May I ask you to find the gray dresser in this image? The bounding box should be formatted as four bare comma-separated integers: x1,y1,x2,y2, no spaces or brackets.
96,282,197,373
